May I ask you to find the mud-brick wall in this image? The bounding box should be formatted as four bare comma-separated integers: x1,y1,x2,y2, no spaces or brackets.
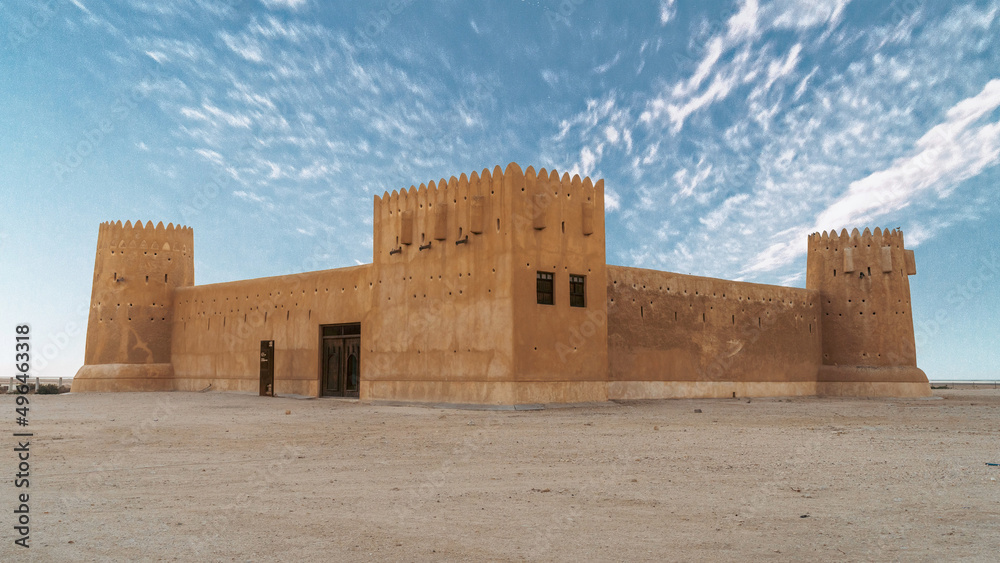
85,220,194,366
807,227,918,367
607,265,823,399
366,166,517,404
509,164,609,404
170,265,373,396
366,163,611,405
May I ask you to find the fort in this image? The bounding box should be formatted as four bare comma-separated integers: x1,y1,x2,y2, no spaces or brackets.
72,163,931,402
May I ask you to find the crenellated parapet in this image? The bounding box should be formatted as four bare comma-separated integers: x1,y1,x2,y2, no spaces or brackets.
97,220,194,255
517,165,600,235
807,227,915,278
373,165,505,259
372,163,603,262
809,226,905,246
90,219,194,289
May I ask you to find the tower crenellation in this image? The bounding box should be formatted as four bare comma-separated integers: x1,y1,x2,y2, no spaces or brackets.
97,220,194,259
371,163,602,261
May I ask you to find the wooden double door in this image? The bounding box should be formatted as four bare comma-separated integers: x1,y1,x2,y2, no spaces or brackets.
321,324,360,397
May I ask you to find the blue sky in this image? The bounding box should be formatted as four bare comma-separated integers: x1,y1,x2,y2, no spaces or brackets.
1,0,998,380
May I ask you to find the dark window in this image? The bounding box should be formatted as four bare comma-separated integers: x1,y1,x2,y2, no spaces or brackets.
569,274,586,307
536,272,554,305
322,324,361,337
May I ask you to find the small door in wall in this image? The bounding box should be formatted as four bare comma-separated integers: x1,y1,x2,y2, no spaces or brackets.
260,340,274,396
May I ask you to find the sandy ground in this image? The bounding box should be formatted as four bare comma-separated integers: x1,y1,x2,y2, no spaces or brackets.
2,388,998,562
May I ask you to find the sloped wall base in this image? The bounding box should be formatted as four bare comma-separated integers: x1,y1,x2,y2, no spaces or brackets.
816,365,931,397
72,364,175,392
607,380,818,400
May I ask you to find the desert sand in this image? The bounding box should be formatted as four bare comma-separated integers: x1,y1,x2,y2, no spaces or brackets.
3,388,998,561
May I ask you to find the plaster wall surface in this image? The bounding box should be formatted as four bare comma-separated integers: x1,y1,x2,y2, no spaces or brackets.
364,165,517,404
807,228,919,367
607,265,822,399
73,221,194,392
83,221,194,364
806,228,930,396
170,265,372,397
364,163,609,404
509,165,608,403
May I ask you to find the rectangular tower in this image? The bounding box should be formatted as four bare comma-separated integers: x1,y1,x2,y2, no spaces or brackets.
364,163,608,405
807,227,930,396
73,220,194,392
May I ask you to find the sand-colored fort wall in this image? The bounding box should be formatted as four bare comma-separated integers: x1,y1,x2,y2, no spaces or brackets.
365,166,517,403
607,266,823,399
509,165,609,403
170,265,373,396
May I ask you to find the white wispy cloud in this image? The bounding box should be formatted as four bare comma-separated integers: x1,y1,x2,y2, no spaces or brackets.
642,0,846,133
540,69,559,88
261,0,308,10
69,0,91,14
594,51,622,74
763,42,801,90
194,148,224,165
220,32,265,62
700,193,751,230
144,50,168,63
817,80,1000,227
659,0,677,25
727,0,760,41
553,0,1000,283
765,0,849,31
232,190,276,211
671,159,714,205
180,107,209,121
202,103,252,128
605,189,621,212
747,79,1000,274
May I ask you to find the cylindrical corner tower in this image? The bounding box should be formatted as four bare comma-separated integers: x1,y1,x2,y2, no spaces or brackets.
806,227,930,396
72,220,194,392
